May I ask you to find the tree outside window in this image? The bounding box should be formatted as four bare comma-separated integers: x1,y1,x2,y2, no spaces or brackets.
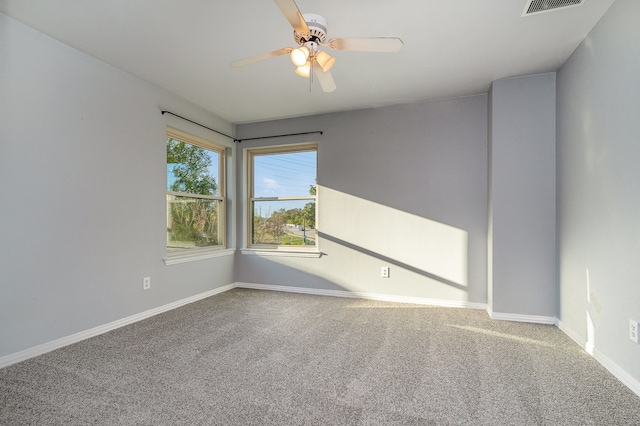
166,132,225,252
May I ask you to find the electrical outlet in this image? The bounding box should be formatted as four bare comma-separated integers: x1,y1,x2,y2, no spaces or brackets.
143,276,151,290
381,266,390,278
630,319,639,344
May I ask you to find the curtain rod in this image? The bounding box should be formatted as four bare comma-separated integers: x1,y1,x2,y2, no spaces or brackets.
236,130,323,143
161,110,323,143
161,110,234,140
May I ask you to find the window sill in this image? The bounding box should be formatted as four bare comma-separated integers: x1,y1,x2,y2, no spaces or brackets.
164,248,235,265
240,248,322,258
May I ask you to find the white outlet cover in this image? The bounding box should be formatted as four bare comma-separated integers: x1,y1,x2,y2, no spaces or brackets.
630,319,639,344
143,277,151,290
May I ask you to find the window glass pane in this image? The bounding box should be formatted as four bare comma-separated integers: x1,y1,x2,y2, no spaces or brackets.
253,151,316,198
167,138,220,196
167,195,222,251
252,200,316,246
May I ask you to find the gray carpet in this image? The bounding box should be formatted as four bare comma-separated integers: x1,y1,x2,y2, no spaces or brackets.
1,288,639,425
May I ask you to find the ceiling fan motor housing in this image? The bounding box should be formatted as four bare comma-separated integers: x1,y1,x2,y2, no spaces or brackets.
294,13,328,46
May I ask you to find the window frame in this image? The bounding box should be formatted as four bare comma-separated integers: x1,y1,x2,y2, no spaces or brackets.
165,128,227,257
245,143,318,253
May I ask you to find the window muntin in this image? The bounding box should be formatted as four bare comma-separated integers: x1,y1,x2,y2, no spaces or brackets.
248,145,317,248
166,131,225,253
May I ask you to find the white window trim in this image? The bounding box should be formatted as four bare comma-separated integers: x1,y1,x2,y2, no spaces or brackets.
244,142,319,253
164,248,235,265
240,248,321,258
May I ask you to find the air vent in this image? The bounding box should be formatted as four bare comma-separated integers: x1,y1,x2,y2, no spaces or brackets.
522,0,584,16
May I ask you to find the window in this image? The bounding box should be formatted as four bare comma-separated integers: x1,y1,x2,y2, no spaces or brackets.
247,144,317,249
166,129,225,254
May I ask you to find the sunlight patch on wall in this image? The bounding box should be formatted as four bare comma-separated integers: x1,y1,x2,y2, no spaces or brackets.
586,311,595,355
585,268,596,355
318,187,468,286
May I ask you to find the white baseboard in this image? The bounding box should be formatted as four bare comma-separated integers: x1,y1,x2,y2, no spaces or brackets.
235,282,488,310
2,282,485,369
0,284,236,369
488,310,557,325
556,320,640,398
4,282,638,400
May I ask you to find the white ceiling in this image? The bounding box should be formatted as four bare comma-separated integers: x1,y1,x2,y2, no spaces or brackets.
0,0,615,124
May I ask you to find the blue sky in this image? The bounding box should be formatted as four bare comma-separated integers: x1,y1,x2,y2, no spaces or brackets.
253,150,317,217
253,150,317,198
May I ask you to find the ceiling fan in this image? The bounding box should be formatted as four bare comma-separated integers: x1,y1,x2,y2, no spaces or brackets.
230,0,404,92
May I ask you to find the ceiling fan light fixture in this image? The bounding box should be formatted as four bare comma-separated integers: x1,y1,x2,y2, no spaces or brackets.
290,46,310,67
295,61,311,78
315,51,335,72
229,0,404,93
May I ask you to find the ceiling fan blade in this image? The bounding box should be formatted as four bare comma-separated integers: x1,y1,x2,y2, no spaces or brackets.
230,47,292,68
313,62,336,93
328,37,404,52
274,0,309,34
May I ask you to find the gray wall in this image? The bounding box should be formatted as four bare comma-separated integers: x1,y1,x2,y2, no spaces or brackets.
4,0,638,394
235,95,488,305
0,14,235,358
488,73,557,318
557,0,640,385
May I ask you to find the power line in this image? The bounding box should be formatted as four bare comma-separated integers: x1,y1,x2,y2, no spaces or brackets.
257,152,316,165
255,164,314,174
265,156,316,167
255,161,316,173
